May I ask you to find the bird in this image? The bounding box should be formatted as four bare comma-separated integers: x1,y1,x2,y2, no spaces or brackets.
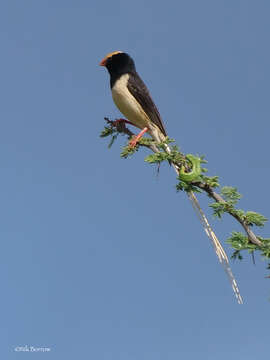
99,51,167,147
99,51,243,304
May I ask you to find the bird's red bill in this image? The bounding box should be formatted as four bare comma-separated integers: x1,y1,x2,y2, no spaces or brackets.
99,58,107,66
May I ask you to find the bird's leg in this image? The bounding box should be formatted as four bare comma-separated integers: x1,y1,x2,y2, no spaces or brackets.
129,127,148,148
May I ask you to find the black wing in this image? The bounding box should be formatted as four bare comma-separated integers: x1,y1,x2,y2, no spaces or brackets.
127,72,167,136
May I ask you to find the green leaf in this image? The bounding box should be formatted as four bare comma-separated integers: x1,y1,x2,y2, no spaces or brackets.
244,211,268,227
108,134,118,148
138,137,155,146
227,232,270,261
231,250,243,260
178,154,202,183
120,144,139,158
233,209,246,221
100,126,115,138
201,175,220,188
209,202,227,218
221,186,242,204
145,152,171,164
176,181,202,193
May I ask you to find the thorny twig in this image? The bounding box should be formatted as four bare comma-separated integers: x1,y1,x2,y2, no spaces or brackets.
104,117,262,247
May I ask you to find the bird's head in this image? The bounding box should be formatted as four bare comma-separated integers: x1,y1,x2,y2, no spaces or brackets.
99,51,136,76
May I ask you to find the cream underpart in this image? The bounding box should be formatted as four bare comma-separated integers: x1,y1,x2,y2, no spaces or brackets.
111,74,165,143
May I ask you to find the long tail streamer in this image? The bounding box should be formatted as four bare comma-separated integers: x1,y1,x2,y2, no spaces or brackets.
165,145,243,304
188,191,243,304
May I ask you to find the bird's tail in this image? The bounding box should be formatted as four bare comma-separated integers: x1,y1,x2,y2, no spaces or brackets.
164,144,243,304
188,191,243,304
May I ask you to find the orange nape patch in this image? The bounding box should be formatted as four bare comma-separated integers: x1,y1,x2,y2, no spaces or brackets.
104,50,123,59
99,51,123,66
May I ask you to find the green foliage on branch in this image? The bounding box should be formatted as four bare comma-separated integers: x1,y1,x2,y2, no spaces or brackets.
228,232,270,260
100,119,270,276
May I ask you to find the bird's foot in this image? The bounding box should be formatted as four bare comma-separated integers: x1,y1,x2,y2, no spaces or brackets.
112,118,134,127
128,127,148,148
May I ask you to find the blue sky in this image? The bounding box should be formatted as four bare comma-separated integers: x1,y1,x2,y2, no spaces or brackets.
1,0,270,358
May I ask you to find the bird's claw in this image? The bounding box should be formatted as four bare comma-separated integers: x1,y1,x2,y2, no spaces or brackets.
128,127,148,148
112,118,133,127
129,137,139,148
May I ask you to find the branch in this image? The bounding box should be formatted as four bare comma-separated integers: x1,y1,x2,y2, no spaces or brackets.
196,183,262,246
101,117,264,248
